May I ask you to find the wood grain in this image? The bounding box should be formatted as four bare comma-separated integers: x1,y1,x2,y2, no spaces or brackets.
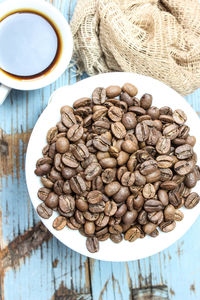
0,0,200,299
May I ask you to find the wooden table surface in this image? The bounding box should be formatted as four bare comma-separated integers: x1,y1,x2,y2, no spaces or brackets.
0,0,200,299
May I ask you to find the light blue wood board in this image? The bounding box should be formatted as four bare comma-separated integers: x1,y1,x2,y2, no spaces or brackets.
0,0,200,299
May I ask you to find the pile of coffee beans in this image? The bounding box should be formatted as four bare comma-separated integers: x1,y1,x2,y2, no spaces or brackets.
35,83,200,253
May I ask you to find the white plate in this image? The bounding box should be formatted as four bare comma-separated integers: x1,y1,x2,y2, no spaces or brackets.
26,72,200,262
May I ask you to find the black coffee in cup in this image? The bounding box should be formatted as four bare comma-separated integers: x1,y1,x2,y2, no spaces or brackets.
0,10,62,79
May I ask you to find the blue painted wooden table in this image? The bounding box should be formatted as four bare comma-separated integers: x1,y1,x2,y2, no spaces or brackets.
0,1,200,299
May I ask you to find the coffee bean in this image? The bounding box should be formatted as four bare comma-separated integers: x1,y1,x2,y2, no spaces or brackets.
160,181,178,190
48,142,56,159
37,203,53,219
168,191,182,208
137,210,148,225
164,204,175,221
110,233,123,243
104,201,118,216
111,122,126,139
131,194,144,210
35,163,51,176
93,135,111,152
134,170,146,186
140,160,158,176
122,112,137,129
45,192,59,209
122,83,138,96
146,169,161,183
140,94,152,109
120,92,134,106
87,190,103,204
173,109,187,125
157,189,169,206
70,175,86,195
86,236,99,253
89,201,105,213
105,181,121,197
144,199,163,212
147,107,160,119
61,111,76,128
143,183,156,199
174,159,195,176
99,157,117,168
135,122,149,142
59,195,75,213
61,167,77,180
37,187,51,201
71,144,89,161
92,87,106,105
53,216,67,230
117,151,129,166
156,137,171,154
53,180,64,195
121,171,135,186
62,152,79,168
84,221,95,235
67,124,83,142
184,172,197,188
122,140,138,153
186,136,196,147
159,220,176,232
156,155,174,168
124,227,140,242
160,168,173,181
143,222,157,234
174,209,184,221
185,192,200,209
163,124,179,140
122,210,138,224
175,144,193,160
41,177,54,189
113,186,130,203
46,127,58,144
85,162,102,180
73,97,91,109
114,204,127,219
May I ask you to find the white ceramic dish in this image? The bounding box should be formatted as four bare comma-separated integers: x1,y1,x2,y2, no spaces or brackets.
26,72,200,262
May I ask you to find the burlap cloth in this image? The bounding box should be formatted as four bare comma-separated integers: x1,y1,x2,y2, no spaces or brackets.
70,0,200,95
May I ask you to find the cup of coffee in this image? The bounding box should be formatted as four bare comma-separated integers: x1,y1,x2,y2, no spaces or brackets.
0,0,73,105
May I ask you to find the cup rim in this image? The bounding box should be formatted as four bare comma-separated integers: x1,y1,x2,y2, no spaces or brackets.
0,0,73,90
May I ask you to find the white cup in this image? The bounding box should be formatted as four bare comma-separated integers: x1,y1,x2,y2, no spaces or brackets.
0,0,73,105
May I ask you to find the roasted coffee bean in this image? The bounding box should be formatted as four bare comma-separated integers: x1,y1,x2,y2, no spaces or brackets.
140,94,152,109
164,204,175,221
109,224,123,234
149,229,159,238
159,220,176,232
144,199,163,212
62,152,79,168
99,157,117,168
185,192,200,209
85,162,102,180
92,87,106,105
36,157,53,167
122,140,138,153
131,194,144,210
111,122,126,139
147,127,162,146
174,160,195,176
37,203,53,219
115,203,127,217
122,112,137,129
92,176,103,191
97,151,110,160
158,189,169,206
143,222,157,234
134,170,146,186
159,114,174,123
156,137,171,154
184,172,197,188
45,192,59,209
53,216,67,230
105,181,121,197
67,124,83,142
113,186,130,203
117,151,129,166
173,109,187,125
84,221,95,235
87,190,103,204
135,122,149,142
160,168,173,181
107,106,122,122
146,169,161,183
60,105,73,114
89,201,105,213
55,137,69,153
46,127,58,144
175,144,193,160
159,106,173,115
121,171,135,186
109,146,120,158
140,160,158,176
38,187,51,201
168,191,182,208
129,106,146,116
93,135,111,152
174,209,184,221
104,201,118,216
148,211,163,225
61,110,76,128
138,210,148,225
143,183,156,199
120,92,134,106
122,83,138,96
122,210,138,224
59,195,75,213
61,167,77,180
71,143,89,161
48,142,56,159
154,181,161,193
54,153,62,172
124,227,140,242
110,233,123,243
186,136,196,147
53,180,64,195
163,124,179,140
70,175,86,195
160,181,178,190
49,168,62,183
41,177,54,189
83,211,99,222
86,236,99,253
147,107,160,119
102,168,116,184
35,163,51,176
73,97,91,109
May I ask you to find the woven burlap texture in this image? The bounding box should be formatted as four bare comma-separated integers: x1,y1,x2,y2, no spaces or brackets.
70,0,200,95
